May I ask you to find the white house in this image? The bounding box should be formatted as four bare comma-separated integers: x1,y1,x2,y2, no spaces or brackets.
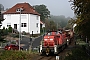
1,2,40,34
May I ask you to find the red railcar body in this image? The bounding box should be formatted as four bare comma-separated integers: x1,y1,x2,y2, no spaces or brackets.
39,30,72,55
44,36,55,47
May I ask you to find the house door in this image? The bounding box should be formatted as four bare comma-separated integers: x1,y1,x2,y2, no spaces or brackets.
14,24,17,29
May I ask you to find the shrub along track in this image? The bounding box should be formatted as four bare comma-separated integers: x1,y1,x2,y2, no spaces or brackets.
33,38,75,60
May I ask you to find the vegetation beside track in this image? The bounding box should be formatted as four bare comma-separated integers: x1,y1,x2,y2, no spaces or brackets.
0,50,39,60
64,38,90,60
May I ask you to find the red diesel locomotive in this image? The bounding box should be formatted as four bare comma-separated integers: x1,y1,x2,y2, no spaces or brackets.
39,30,73,55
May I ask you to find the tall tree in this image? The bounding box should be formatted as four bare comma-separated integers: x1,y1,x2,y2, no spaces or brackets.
0,5,6,42
48,15,70,28
45,20,57,31
33,4,50,22
0,11,3,24
70,0,90,40
0,4,4,24
66,18,76,29
0,4,4,11
49,20,57,30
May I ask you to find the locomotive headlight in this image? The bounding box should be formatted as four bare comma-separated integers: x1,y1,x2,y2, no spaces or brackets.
44,39,47,41
9,47,10,48
50,39,53,41
67,39,69,41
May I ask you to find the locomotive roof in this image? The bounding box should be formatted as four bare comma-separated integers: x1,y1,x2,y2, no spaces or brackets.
47,30,57,32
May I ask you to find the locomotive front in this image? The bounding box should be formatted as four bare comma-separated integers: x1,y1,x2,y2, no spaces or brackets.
39,31,58,55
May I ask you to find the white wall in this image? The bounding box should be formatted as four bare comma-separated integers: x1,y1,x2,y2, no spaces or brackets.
1,14,40,34
30,14,40,34
20,14,28,33
2,14,28,32
1,14,19,29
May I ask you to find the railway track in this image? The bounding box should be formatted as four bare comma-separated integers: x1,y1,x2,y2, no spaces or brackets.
36,48,71,60
37,56,54,60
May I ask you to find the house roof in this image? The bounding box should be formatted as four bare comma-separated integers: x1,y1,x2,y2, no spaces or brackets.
3,2,40,15
40,21,44,24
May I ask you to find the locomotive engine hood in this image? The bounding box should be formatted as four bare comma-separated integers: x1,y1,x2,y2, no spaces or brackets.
43,36,55,47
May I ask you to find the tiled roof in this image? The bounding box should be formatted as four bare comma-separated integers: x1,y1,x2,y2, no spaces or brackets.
3,2,40,15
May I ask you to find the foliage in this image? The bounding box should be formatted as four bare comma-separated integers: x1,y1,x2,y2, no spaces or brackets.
0,4,4,11
69,0,90,40
0,50,37,60
0,29,4,42
33,4,50,22
0,27,13,42
8,27,12,33
64,48,90,60
1,27,8,36
45,20,57,31
0,26,20,42
0,7,4,24
10,34,19,38
0,27,8,42
49,20,57,30
0,16,3,24
65,18,76,29
22,31,26,35
48,15,71,28
40,27,45,34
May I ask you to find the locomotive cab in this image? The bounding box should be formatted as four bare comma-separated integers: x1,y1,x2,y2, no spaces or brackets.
40,31,58,55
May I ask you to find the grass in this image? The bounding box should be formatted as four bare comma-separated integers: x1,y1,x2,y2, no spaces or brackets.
0,50,39,60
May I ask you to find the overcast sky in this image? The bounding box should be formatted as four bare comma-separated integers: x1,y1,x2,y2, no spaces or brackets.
0,0,74,18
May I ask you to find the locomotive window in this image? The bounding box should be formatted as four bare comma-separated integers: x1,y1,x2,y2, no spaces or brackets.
51,32,57,35
56,32,58,34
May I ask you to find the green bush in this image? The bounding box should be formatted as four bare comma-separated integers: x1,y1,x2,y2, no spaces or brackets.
8,27,12,33
1,27,8,36
0,51,24,60
0,50,35,60
10,34,19,38
64,48,90,60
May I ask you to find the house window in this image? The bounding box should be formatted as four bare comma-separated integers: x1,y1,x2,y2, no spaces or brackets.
0,24,2,27
7,25,11,27
7,23,11,27
36,15,39,20
16,8,20,12
16,8,23,12
36,23,38,27
21,15,27,19
7,15,11,20
21,23,27,27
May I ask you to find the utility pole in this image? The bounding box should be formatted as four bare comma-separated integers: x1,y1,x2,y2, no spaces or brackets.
19,8,23,51
29,31,33,53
